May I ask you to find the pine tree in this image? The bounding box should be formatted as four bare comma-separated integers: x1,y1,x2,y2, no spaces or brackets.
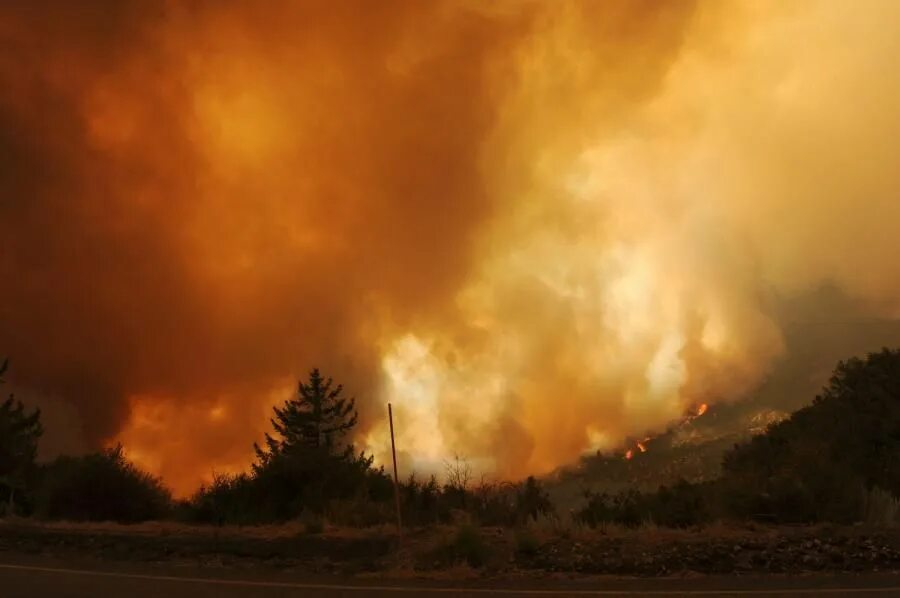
0,358,43,514
254,368,359,469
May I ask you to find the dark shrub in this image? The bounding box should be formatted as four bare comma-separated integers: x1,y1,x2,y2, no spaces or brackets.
514,527,540,557
35,445,171,522
648,479,711,528
184,472,257,525
576,490,617,529
516,476,554,523
452,523,489,567
577,489,644,528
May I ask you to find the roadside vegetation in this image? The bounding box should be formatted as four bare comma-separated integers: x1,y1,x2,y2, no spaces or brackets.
3,348,900,554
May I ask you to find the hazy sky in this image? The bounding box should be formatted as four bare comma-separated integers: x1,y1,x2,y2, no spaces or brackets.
2,1,899,494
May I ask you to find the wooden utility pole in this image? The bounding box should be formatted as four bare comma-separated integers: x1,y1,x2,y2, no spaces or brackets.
388,403,403,536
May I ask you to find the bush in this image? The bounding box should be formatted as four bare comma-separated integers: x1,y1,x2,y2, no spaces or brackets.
577,489,645,528
452,523,489,567
516,476,554,524
648,479,710,528
395,474,555,528
180,459,396,526
35,445,171,522
576,481,711,529
514,527,540,557
183,472,257,525
863,486,900,526
576,491,618,529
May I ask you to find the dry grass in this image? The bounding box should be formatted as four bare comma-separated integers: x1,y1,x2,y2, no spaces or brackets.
6,516,900,580
0,516,850,545
863,487,900,527
0,517,398,541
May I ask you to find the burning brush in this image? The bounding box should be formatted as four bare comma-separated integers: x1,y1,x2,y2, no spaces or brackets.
622,403,710,460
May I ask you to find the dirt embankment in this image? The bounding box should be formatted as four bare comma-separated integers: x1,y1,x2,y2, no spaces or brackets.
2,520,900,579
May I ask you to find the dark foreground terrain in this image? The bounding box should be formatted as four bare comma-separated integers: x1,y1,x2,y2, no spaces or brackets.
4,520,900,586
5,553,900,598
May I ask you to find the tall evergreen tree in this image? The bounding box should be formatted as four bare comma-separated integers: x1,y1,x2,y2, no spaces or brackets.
0,358,43,513
254,368,359,469
248,369,375,517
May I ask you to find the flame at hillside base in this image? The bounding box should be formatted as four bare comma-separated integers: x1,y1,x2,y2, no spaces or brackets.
0,1,899,496
621,404,711,461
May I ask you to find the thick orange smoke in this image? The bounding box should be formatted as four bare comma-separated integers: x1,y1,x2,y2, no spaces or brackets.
2,1,900,495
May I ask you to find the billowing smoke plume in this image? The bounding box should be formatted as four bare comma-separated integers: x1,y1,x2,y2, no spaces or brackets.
1,1,899,494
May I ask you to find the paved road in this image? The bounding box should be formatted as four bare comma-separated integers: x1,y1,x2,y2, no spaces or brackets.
3,554,900,597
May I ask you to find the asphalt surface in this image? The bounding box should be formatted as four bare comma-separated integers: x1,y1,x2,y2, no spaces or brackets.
3,554,900,597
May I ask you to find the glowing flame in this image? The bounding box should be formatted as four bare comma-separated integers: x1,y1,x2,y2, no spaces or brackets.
624,449,634,460
636,442,647,453
696,403,709,417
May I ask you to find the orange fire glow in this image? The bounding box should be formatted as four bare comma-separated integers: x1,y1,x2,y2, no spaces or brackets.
2,1,900,495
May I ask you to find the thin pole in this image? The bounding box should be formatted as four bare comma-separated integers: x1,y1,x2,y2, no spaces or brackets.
388,403,403,536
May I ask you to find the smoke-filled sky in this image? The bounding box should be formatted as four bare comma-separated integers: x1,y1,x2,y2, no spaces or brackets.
2,1,900,495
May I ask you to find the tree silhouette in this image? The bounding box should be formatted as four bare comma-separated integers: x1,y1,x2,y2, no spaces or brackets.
249,368,373,517
0,358,42,514
722,347,900,522
516,476,554,523
254,368,359,468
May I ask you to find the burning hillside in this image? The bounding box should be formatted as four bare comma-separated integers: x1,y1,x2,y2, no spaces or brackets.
547,405,790,508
